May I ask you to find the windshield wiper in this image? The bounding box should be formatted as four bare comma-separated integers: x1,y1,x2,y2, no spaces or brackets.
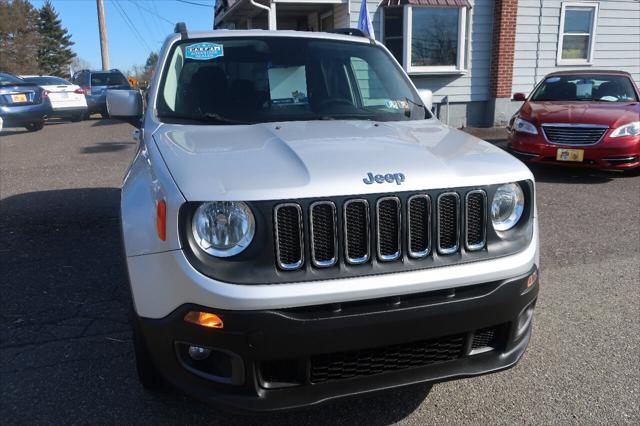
157,111,251,125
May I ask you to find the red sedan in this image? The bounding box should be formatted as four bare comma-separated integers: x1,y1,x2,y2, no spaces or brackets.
507,70,640,171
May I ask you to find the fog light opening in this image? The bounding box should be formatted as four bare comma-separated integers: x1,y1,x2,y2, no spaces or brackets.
516,302,536,338
188,345,212,361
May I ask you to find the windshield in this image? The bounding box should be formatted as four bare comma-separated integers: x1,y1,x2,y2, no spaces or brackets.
0,73,25,85
91,72,128,86
157,37,429,124
530,75,639,102
24,76,71,86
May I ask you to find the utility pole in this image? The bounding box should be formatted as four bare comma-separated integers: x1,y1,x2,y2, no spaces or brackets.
96,0,109,70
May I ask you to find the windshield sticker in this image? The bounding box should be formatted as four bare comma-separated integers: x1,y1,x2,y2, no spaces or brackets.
384,100,409,110
185,42,224,60
545,77,561,84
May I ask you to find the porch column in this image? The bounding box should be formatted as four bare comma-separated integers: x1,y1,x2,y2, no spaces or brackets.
488,0,518,126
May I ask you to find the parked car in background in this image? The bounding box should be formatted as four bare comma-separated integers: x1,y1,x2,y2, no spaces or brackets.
22,75,88,122
0,72,50,132
508,70,640,172
71,69,131,118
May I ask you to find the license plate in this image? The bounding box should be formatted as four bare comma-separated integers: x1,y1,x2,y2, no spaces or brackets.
556,148,584,162
11,94,27,103
54,92,69,99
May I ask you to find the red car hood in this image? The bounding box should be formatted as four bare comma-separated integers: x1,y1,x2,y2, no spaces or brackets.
522,101,640,128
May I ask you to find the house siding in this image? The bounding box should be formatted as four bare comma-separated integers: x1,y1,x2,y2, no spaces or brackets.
352,0,496,127
513,0,640,96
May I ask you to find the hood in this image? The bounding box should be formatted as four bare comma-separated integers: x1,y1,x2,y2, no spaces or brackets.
153,120,532,201
522,101,640,128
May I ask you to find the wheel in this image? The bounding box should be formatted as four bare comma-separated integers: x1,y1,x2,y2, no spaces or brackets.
132,315,164,390
70,114,83,122
25,121,44,132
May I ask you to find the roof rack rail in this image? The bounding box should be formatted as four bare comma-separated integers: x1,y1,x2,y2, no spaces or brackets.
174,22,188,40
329,28,369,38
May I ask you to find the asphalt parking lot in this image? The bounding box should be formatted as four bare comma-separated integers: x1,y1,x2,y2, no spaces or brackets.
1,119,639,424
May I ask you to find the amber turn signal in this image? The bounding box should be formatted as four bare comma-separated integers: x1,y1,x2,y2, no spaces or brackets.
527,270,538,288
184,311,224,329
156,199,167,241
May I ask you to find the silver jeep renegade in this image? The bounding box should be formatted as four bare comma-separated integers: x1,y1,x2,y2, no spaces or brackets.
108,24,539,412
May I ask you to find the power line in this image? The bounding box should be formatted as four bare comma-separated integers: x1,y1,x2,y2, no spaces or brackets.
131,1,158,42
174,0,213,8
128,0,174,26
111,0,152,53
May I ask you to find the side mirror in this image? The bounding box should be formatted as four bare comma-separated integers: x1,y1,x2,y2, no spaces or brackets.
417,89,433,112
512,92,527,102
106,89,142,127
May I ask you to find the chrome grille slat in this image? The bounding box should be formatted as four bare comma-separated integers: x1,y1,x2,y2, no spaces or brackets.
274,203,304,270
437,192,460,255
465,190,486,251
344,199,371,264
407,194,431,258
542,125,607,146
310,201,338,268
376,197,401,261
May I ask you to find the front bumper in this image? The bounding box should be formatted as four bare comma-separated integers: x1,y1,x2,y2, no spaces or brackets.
137,267,539,412
508,131,640,170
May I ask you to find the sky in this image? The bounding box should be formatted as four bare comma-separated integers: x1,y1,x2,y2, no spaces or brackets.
28,0,216,72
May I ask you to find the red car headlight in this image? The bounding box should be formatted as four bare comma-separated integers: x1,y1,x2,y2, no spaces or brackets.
610,121,640,138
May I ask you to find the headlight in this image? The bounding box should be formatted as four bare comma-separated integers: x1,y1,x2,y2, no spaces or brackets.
610,121,640,138
192,201,255,257
513,117,538,135
491,183,525,231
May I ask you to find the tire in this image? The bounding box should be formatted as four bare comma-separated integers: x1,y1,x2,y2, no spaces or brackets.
132,315,164,390
25,121,44,132
70,114,83,122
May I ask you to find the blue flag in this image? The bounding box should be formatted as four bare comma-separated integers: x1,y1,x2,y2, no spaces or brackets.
357,0,375,38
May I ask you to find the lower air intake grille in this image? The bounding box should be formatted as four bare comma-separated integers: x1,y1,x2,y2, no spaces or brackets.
471,327,499,351
310,202,337,267
274,204,303,270
465,190,486,250
310,334,465,383
437,193,460,254
408,195,431,258
344,200,370,264
376,197,401,261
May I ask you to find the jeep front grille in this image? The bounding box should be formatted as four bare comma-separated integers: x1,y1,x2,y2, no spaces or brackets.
465,190,486,251
376,197,401,261
273,188,489,271
274,204,304,270
344,199,370,264
309,201,337,268
437,193,460,254
407,195,431,258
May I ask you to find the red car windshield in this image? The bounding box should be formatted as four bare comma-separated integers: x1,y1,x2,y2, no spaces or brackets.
530,75,638,103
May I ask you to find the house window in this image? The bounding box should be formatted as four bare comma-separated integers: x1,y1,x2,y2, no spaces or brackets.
558,2,599,64
383,6,467,74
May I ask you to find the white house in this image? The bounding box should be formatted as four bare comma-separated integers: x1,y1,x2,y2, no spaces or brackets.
214,0,640,127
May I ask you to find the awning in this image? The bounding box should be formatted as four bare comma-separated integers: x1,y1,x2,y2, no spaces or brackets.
380,0,472,8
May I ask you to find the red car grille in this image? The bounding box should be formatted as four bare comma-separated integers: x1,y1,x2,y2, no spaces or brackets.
542,125,607,145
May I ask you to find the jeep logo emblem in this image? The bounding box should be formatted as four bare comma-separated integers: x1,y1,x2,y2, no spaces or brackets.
363,172,405,185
